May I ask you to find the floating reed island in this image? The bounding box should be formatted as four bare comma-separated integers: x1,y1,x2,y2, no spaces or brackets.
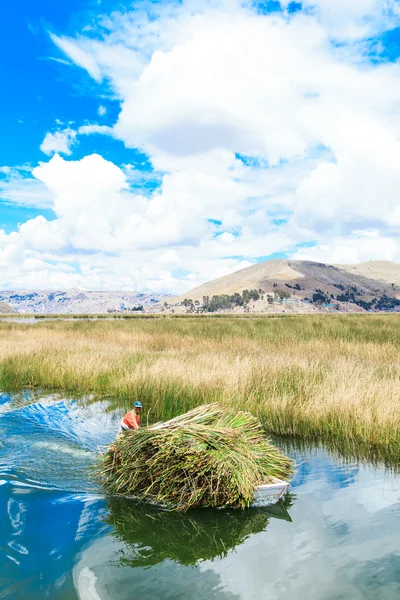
98,403,294,511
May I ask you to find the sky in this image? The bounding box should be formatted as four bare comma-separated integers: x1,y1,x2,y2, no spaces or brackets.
1,0,400,292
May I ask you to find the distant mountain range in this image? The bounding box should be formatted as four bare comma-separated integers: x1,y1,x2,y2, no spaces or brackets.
334,260,400,285
1,260,399,315
170,259,400,313
0,290,164,315
0,301,14,314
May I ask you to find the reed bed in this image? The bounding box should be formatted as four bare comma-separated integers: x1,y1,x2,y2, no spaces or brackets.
98,404,294,510
0,314,399,458
107,494,294,567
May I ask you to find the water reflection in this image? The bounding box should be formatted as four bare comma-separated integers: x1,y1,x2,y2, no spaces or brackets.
276,433,400,473
106,495,294,568
0,393,118,599
0,482,108,600
1,392,400,600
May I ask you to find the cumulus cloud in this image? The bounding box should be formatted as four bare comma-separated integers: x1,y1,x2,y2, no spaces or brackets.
40,127,77,156
0,150,302,291
1,0,400,291
40,124,115,158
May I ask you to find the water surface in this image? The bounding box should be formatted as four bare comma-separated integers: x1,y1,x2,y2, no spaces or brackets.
1,392,399,599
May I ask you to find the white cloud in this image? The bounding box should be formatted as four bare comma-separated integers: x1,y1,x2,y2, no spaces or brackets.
50,32,144,95
293,231,400,265
0,167,53,209
39,124,115,160
280,0,383,39
98,105,107,116
109,16,322,163
50,33,102,81
1,0,400,291
0,151,299,291
78,124,114,136
40,127,77,156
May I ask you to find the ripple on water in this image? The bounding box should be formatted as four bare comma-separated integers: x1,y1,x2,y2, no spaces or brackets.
1,392,400,600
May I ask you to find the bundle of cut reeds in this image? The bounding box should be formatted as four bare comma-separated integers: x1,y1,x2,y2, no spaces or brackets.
98,403,294,511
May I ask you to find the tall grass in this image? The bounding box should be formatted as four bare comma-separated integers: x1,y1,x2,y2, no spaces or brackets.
0,315,399,457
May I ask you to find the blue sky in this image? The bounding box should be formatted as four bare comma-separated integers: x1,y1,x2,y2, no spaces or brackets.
0,1,146,167
1,1,97,166
1,0,400,291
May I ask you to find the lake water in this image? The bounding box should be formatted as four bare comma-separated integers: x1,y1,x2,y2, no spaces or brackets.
0,317,133,324
1,392,400,600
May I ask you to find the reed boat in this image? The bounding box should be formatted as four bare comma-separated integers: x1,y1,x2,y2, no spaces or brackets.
251,478,290,507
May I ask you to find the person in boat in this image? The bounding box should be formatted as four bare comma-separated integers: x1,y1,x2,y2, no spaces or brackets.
118,401,142,434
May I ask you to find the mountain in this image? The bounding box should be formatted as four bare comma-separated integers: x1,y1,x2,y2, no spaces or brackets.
0,301,14,314
0,290,163,314
338,260,400,286
173,259,398,302
2,260,399,316
170,259,400,313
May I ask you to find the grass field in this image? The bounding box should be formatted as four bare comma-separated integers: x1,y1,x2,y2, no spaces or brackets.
1,314,399,460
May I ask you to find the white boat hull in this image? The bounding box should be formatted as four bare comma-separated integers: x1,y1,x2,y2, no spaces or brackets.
251,479,290,507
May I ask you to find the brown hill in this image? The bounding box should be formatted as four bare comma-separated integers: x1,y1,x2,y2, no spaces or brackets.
173,259,399,304
338,260,400,286
0,301,15,314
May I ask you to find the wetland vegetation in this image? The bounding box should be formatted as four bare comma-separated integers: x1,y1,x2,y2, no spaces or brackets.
0,314,399,458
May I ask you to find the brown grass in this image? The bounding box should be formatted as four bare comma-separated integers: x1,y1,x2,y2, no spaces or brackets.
0,314,399,458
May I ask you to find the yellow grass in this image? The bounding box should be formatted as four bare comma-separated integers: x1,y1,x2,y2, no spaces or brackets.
0,314,399,459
